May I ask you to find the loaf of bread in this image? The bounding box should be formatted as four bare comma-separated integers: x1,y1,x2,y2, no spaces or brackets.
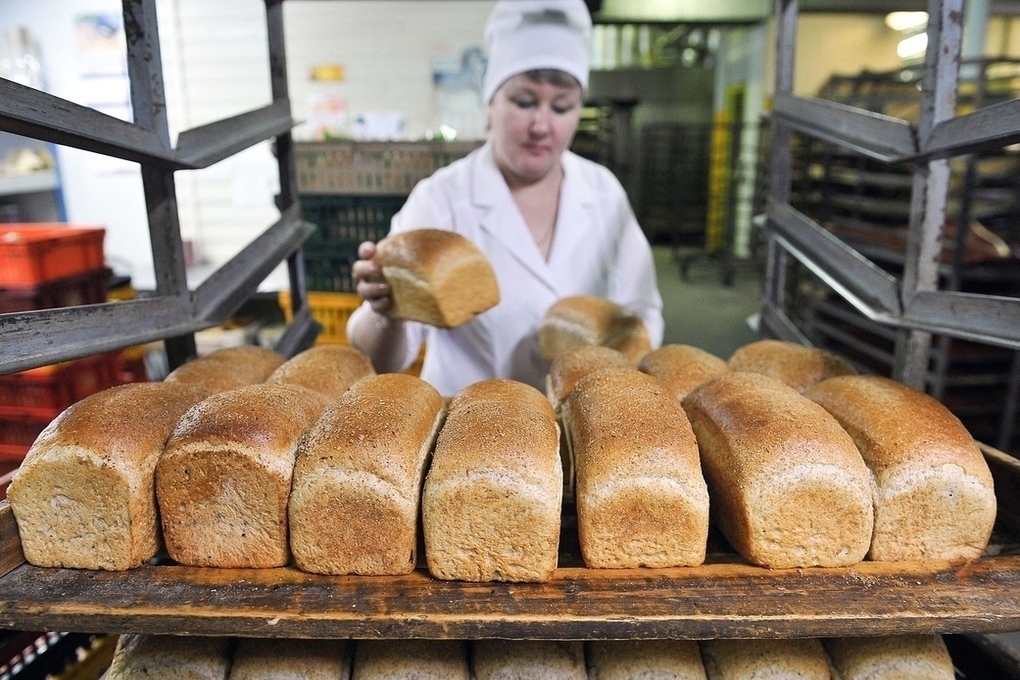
266,343,374,400
164,345,286,393
105,634,232,680
229,638,350,680
472,640,586,680
804,374,996,561
587,640,707,680
639,343,731,402
351,639,469,679
538,295,651,364
289,373,445,575
373,228,499,328
682,372,874,568
156,383,330,568
546,344,632,412
422,378,561,582
822,635,955,679
7,382,210,570
564,369,709,568
728,339,857,392
700,639,831,679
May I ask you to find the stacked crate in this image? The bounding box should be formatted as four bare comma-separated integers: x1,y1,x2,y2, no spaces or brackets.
0,224,132,475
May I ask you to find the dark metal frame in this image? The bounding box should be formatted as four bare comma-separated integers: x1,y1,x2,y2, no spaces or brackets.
0,0,319,375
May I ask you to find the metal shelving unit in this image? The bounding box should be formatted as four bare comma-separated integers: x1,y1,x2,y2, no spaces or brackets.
0,0,319,377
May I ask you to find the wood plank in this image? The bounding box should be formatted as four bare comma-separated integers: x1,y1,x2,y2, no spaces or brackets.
0,503,23,579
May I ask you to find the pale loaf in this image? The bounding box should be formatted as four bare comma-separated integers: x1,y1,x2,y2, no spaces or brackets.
564,368,709,568
229,637,351,680
373,228,499,328
546,344,632,412
700,639,831,679
164,345,286,393
422,378,562,582
105,634,231,680
352,639,469,679
587,640,707,680
728,339,857,392
639,343,731,402
822,635,955,679
266,343,375,400
682,372,874,568
804,374,996,561
156,383,330,568
289,373,445,575
472,640,586,680
538,295,651,364
7,382,210,570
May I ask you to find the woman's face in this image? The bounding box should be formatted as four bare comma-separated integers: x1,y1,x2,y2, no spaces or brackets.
488,73,583,186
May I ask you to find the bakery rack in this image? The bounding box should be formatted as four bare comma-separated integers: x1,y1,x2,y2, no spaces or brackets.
0,443,1019,641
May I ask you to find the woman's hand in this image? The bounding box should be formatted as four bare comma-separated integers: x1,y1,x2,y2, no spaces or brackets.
351,241,393,314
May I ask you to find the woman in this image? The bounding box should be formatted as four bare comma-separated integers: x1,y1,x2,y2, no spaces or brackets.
347,0,663,397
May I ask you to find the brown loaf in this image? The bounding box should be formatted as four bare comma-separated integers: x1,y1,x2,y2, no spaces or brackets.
700,639,831,679
164,345,286,393
472,641,586,680
822,635,955,679
804,374,996,561
266,343,374,400
728,339,857,392
289,374,445,575
538,294,651,364
155,383,330,568
682,372,874,568
587,640,707,680
564,369,709,568
352,640,469,680
545,344,632,412
373,228,499,328
422,378,561,582
7,382,210,570
105,634,232,680
639,343,731,402
229,638,350,680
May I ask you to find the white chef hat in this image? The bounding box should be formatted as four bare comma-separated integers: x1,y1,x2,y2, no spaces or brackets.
482,0,592,104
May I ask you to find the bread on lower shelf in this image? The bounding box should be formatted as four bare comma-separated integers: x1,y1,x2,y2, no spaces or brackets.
587,639,707,679
105,634,232,680
289,373,445,575
472,640,586,680
6,382,210,570
155,383,330,568
353,639,469,679
804,375,997,562
823,634,955,679
422,378,562,582
700,638,832,679
229,637,350,680
682,372,874,569
564,368,709,569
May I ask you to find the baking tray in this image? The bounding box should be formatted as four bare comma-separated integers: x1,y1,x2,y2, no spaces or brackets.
0,445,1017,641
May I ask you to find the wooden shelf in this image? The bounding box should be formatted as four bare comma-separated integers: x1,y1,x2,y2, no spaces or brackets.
1,446,1018,641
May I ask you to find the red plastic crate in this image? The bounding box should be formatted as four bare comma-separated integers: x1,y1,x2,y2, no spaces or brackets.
0,352,120,413
0,224,106,286
0,408,56,448
0,267,112,313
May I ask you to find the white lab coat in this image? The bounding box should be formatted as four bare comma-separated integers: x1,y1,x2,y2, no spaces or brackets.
353,141,664,397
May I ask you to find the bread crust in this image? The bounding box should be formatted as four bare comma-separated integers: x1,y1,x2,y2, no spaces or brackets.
823,635,955,679
353,640,469,679
564,369,709,568
374,228,499,328
156,383,329,568
422,379,561,582
546,344,632,412
7,382,210,570
804,374,996,561
539,295,651,364
106,634,232,679
164,345,286,393
701,639,831,679
587,640,707,679
472,640,586,680
229,638,351,680
682,372,874,568
728,339,857,392
289,373,445,575
639,343,731,402
267,343,375,400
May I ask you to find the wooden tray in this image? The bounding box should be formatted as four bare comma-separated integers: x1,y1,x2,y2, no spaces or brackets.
0,445,1018,641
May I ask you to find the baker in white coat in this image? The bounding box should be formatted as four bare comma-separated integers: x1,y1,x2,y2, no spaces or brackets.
347,0,664,397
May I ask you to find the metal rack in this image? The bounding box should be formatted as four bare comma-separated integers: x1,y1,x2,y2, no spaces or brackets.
761,0,1020,395
0,0,319,377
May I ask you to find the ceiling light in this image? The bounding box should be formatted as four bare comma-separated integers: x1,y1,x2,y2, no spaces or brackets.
886,11,928,33
897,32,928,60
